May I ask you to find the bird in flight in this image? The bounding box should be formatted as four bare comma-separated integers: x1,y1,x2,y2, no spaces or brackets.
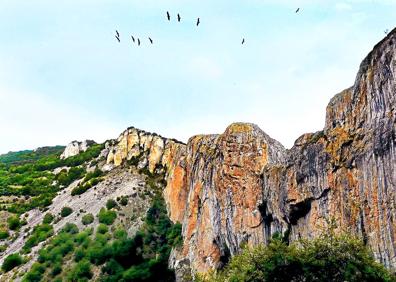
167,11,170,21
137,38,141,46
177,13,181,22
115,35,120,42
295,8,300,13
116,30,120,37
241,38,245,45
196,18,200,26
131,35,135,43
149,37,153,44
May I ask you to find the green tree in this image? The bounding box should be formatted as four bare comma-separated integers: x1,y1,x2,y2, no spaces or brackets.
200,232,395,282
7,215,21,230
81,213,94,225
2,253,23,272
98,208,117,225
67,259,92,281
106,199,117,210
0,230,9,239
61,206,73,217
42,213,54,224
119,196,128,206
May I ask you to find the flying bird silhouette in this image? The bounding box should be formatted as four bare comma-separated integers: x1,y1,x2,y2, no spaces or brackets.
167,11,170,21
137,38,141,46
241,38,245,45
295,8,300,13
115,35,120,42
131,35,135,43
177,14,181,22
116,30,120,37
196,18,200,26
149,37,153,44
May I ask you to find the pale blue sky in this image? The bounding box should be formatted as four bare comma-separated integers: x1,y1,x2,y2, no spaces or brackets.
0,0,395,153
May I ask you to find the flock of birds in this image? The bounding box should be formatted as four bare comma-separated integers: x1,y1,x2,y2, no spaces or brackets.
114,8,391,46
114,9,302,46
114,11,202,46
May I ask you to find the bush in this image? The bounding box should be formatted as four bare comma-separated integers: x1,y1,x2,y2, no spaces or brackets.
71,184,88,196
22,262,45,282
51,263,62,277
7,215,21,230
74,247,86,262
2,253,23,272
62,223,79,234
114,228,127,240
97,224,109,234
119,196,128,206
71,177,103,196
167,222,183,247
0,230,9,239
0,245,7,252
23,223,54,252
84,168,103,182
56,167,85,187
42,213,54,224
123,265,151,281
67,259,93,281
98,208,117,225
106,199,117,210
60,206,73,217
201,231,396,282
82,213,94,225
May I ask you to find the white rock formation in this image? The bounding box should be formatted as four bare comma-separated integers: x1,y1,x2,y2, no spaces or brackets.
60,140,96,159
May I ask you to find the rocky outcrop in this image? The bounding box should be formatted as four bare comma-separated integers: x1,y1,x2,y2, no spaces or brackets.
104,127,185,175
60,140,96,159
169,124,285,273
100,29,396,277
163,29,396,277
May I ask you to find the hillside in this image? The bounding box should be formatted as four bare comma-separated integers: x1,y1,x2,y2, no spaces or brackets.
0,28,396,282
0,135,182,281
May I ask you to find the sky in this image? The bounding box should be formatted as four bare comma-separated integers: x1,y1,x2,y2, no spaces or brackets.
0,0,395,154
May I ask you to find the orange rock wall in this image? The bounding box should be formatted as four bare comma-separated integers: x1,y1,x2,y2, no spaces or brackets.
164,29,396,277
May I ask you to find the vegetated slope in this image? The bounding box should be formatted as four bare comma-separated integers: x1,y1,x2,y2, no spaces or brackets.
0,136,182,281
0,146,65,166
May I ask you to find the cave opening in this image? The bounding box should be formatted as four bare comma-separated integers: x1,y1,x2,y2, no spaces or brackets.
289,199,312,225
258,201,274,242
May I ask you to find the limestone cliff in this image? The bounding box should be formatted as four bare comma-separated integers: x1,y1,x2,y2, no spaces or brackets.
100,29,396,278
163,29,396,277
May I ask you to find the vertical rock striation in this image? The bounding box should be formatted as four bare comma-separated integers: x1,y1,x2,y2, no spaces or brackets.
164,29,396,277
102,28,396,278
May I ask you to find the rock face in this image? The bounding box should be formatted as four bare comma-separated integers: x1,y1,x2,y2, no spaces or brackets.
163,29,396,277
104,127,185,175
101,29,396,277
167,124,287,274
60,140,96,159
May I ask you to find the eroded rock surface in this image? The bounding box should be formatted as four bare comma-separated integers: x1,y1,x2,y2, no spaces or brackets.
60,140,96,159
161,29,396,277
58,29,396,278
